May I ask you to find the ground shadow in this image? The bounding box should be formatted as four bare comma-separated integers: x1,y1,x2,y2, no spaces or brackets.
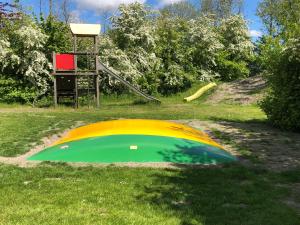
137,164,300,225
135,120,300,224
200,120,300,171
156,140,236,165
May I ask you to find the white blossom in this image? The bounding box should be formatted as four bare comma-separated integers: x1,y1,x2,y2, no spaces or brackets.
219,15,254,60
0,23,51,99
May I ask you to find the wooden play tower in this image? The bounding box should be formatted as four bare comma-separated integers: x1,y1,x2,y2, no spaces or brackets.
52,23,160,108
53,23,101,108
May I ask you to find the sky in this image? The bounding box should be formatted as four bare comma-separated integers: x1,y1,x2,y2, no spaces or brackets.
9,0,263,38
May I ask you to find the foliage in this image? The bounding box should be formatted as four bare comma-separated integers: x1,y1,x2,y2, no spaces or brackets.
98,35,143,94
217,15,254,81
111,3,156,51
219,15,254,61
259,0,300,130
260,37,300,130
216,51,249,81
0,75,36,103
154,16,193,93
100,3,161,94
157,64,192,95
188,16,223,81
200,0,244,20
39,16,72,56
0,1,256,101
160,1,198,20
257,0,281,36
99,3,254,95
0,17,51,104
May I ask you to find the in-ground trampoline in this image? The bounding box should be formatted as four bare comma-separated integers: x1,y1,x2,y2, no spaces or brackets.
28,119,236,164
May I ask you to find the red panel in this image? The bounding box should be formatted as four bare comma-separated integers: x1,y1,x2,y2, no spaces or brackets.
55,54,75,71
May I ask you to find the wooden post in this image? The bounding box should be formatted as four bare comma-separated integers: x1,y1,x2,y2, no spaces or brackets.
96,75,100,108
74,35,78,108
52,52,57,107
94,36,100,108
54,77,57,107
74,35,77,72
75,75,78,108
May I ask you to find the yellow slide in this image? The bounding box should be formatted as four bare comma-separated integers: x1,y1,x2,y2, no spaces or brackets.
184,82,217,102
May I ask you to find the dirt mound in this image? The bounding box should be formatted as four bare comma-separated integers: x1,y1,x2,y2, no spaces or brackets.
206,75,267,105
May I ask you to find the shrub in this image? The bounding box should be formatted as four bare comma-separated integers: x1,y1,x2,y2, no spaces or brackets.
218,15,254,81
216,51,250,81
0,76,37,103
158,64,192,95
0,18,51,104
260,38,300,130
188,16,223,81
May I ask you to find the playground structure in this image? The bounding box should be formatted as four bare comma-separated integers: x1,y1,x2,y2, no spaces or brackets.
28,119,236,164
48,25,236,166
53,23,160,108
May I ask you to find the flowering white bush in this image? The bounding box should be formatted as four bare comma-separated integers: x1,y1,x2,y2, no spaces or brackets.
98,35,142,92
0,22,51,103
189,17,223,63
14,25,51,95
101,3,161,93
188,16,223,80
163,64,186,87
103,4,255,92
219,15,254,60
111,3,156,51
0,39,20,69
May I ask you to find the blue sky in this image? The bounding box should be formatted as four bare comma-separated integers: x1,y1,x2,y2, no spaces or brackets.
10,0,263,38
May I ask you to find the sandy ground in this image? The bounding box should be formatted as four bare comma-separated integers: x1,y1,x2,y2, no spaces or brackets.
0,119,299,171
0,121,85,167
206,75,267,105
0,128,70,167
184,120,300,171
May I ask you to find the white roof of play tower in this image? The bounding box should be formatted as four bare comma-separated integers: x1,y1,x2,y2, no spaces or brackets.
70,23,101,36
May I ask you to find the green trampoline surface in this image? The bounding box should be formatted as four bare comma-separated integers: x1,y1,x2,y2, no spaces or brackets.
28,135,236,164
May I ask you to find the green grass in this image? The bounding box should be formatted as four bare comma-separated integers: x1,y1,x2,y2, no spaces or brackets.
0,84,266,157
1,91,299,224
0,163,299,225
0,101,265,157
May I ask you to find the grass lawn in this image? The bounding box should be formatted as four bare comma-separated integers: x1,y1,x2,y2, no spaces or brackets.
0,163,300,225
0,98,265,157
0,93,299,224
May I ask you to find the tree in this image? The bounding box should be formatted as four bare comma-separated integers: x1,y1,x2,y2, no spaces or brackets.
217,15,254,80
259,0,300,130
59,0,71,23
188,16,223,80
104,3,160,93
201,0,215,15
39,15,72,56
49,0,52,17
219,15,253,61
0,16,51,104
257,0,280,36
155,16,192,94
160,1,198,20
0,1,21,21
200,0,244,20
